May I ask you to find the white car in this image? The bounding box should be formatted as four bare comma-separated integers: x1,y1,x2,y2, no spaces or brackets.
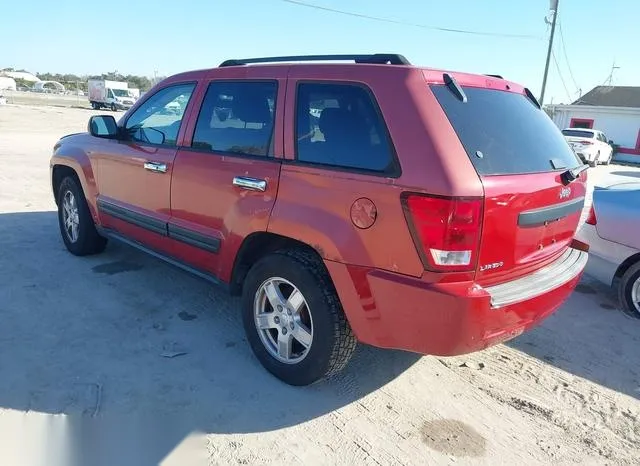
562,128,614,166
576,182,640,317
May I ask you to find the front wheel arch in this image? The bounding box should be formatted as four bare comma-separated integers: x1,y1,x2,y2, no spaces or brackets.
52,164,82,206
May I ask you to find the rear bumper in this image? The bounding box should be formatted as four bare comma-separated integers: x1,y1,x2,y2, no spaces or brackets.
326,247,587,356
574,148,597,162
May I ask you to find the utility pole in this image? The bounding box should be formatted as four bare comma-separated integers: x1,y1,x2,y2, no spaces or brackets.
539,0,559,106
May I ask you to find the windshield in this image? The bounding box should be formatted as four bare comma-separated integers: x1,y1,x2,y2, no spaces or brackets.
112,89,130,97
562,129,595,139
431,85,581,175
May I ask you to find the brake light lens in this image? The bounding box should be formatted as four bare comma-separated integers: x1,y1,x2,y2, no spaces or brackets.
403,194,483,272
585,205,597,225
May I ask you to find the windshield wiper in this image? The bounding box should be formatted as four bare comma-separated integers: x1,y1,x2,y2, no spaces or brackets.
561,163,589,185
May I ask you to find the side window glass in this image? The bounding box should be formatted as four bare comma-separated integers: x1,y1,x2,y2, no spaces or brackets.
124,83,195,146
295,83,394,172
192,81,277,156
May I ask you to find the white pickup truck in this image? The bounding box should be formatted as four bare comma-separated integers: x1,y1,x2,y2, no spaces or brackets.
88,79,136,111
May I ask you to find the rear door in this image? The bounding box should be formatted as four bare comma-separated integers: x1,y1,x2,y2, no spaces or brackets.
169,67,285,281
431,83,587,286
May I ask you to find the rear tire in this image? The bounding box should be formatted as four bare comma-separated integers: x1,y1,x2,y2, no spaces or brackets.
241,249,357,386
619,262,640,319
57,176,107,256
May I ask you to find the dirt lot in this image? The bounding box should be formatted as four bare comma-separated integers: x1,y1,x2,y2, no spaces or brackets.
1,104,639,465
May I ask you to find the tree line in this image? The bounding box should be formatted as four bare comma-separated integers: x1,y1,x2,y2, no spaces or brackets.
2,68,162,91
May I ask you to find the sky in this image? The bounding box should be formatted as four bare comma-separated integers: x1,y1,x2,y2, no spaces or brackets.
1,0,637,104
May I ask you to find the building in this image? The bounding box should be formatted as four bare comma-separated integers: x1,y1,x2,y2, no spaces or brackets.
1,71,40,83
0,76,17,91
33,81,65,93
550,86,640,164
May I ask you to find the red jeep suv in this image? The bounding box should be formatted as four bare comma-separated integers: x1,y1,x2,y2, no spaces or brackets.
50,54,589,386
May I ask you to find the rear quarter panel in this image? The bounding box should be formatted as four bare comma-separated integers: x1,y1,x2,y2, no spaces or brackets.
267,65,483,277
576,223,633,286
594,185,640,250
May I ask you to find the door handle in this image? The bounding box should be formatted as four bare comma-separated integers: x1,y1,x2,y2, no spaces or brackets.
232,176,267,192
144,161,167,173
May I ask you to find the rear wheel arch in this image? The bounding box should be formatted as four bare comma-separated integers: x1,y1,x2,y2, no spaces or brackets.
230,232,327,296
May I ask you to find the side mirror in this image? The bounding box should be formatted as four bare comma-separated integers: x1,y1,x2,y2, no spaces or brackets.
138,127,166,145
608,139,614,145
88,115,118,138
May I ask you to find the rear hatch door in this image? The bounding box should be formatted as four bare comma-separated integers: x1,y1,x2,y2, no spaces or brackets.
431,82,587,286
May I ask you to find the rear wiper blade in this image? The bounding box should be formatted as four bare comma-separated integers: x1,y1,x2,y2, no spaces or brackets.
561,163,589,185
443,73,467,103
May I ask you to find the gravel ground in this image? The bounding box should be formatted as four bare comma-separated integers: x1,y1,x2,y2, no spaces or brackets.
1,104,639,466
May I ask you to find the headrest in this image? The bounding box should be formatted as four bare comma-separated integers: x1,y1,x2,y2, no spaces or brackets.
319,108,351,135
232,93,271,124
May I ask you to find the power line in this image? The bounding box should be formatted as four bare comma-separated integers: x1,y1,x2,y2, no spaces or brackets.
281,0,541,40
551,49,572,102
557,21,579,94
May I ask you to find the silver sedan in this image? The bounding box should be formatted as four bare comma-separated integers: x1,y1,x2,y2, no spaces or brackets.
576,181,640,317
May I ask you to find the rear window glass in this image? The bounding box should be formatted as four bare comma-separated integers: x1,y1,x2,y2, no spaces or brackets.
562,129,595,139
431,85,581,175
295,83,396,173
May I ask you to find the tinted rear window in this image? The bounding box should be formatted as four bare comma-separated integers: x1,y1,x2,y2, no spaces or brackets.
431,85,581,175
561,129,595,138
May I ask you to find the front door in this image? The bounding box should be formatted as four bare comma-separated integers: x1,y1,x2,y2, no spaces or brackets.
96,82,197,253
169,68,286,281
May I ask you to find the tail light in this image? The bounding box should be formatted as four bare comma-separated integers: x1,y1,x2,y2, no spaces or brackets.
580,140,593,145
402,193,483,272
585,205,597,225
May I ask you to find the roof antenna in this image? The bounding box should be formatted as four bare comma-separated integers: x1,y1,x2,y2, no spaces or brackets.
605,61,620,86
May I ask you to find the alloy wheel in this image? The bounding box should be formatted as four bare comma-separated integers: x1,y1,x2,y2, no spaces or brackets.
632,276,640,314
253,277,314,364
62,190,80,243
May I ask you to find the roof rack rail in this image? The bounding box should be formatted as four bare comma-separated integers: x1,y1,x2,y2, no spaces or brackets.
219,54,411,67
485,74,504,79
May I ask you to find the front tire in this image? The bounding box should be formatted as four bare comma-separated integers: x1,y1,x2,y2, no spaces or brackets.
57,176,107,256
110,103,117,112
619,262,640,319
241,249,357,386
